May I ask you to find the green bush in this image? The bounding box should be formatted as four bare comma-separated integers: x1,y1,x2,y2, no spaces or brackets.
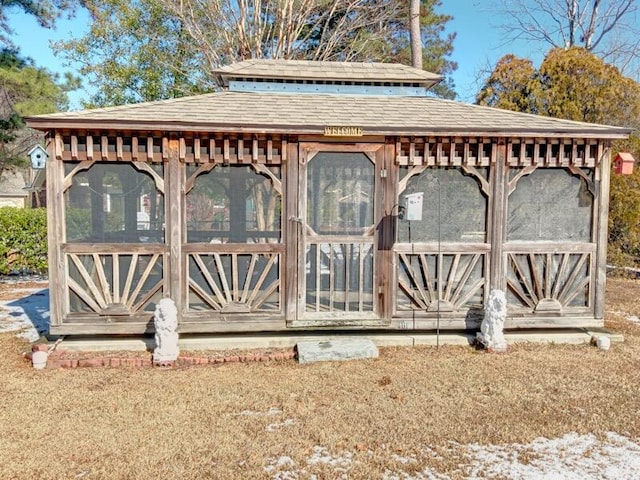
0,207,47,275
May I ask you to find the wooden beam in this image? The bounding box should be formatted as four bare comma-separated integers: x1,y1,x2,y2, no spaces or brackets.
490,141,507,291
594,145,611,319
223,137,230,164
147,136,154,162
166,138,184,323
55,133,63,159
237,137,244,162
101,136,109,160
70,135,78,160
284,140,298,321
86,135,94,161
209,138,216,162
193,138,201,162
252,137,259,163
131,136,139,161
179,137,187,162
47,138,65,326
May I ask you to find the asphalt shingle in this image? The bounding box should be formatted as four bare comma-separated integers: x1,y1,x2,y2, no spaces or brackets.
27,91,631,138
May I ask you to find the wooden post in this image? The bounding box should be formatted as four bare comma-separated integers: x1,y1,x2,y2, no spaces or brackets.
284,142,299,321
379,141,397,321
594,145,611,320
166,137,184,322
229,167,247,242
88,166,105,240
490,140,507,292
47,135,65,327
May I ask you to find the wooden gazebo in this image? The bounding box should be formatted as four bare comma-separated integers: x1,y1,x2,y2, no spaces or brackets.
26,59,631,336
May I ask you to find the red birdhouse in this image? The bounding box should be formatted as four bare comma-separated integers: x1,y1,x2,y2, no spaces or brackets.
614,152,635,175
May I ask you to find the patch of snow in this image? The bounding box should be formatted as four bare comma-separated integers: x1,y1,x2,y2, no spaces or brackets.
264,456,297,478
391,453,418,465
383,470,449,480
307,446,354,474
264,433,640,480
626,315,640,324
384,432,640,480
463,431,640,479
0,288,49,342
265,418,295,432
233,406,283,417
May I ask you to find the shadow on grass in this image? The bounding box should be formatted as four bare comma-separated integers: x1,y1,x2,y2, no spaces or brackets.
5,288,50,337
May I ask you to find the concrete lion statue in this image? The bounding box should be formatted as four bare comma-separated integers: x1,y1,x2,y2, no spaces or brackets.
477,289,508,353
153,298,179,365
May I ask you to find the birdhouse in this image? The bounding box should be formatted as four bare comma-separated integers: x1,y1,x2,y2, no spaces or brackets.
28,145,48,170
614,152,635,175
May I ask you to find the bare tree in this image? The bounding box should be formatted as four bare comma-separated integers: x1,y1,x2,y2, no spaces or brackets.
58,0,457,105
160,0,424,69
498,0,640,77
410,0,422,69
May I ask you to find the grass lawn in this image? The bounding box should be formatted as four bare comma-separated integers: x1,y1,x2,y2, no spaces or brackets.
1,278,639,479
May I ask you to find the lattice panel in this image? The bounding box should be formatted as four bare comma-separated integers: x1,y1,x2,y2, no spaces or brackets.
187,253,280,312
56,132,287,164
395,137,493,166
507,138,602,167
397,253,486,312
506,252,592,311
66,252,164,315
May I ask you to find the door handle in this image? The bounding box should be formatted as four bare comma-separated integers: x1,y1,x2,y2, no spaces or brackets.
288,216,303,224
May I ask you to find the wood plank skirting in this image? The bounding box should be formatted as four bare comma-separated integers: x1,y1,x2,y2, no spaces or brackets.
45,132,611,335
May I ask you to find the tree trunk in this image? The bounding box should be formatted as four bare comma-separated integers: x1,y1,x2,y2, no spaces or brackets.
410,0,422,69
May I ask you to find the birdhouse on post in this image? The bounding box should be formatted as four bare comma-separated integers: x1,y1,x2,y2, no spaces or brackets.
28,145,48,170
614,152,635,175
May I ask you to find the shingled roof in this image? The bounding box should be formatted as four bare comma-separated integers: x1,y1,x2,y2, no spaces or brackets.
213,59,443,88
27,91,631,138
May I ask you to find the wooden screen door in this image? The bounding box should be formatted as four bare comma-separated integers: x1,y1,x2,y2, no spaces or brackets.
291,143,386,326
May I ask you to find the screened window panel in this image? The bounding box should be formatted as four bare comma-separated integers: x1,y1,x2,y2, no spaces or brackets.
307,153,374,235
508,168,593,242
64,162,165,243
398,167,488,243
186,165,281,244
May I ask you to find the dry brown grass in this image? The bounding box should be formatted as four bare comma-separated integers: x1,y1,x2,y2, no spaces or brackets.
1,279,640,479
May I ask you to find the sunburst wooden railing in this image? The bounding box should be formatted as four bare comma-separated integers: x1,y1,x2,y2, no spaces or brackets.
395,248,488,313
505,247,594,312
186,248,282,313
63,246,165,315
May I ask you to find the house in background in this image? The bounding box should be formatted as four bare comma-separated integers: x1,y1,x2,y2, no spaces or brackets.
0,169,30,208
0,165,47,208
26,60,631,337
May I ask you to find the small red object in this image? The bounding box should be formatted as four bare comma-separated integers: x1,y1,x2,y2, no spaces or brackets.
614,152,635,175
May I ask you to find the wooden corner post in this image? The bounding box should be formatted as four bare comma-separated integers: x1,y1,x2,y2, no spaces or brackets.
594,144,611,321
47,134,65,327
490,139,507,292
166,136,184,322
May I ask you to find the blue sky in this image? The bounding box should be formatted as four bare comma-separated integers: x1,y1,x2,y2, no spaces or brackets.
7,2,549,108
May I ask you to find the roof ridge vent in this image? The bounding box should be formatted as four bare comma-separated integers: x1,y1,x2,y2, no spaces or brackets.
213,59,442,96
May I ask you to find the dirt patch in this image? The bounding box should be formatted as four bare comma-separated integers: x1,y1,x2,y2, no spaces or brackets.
0,280,48,301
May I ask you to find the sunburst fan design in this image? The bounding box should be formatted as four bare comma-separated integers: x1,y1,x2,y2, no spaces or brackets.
67,253,163,314
397,253,485,311
507,252,591,311
188,253,280,312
